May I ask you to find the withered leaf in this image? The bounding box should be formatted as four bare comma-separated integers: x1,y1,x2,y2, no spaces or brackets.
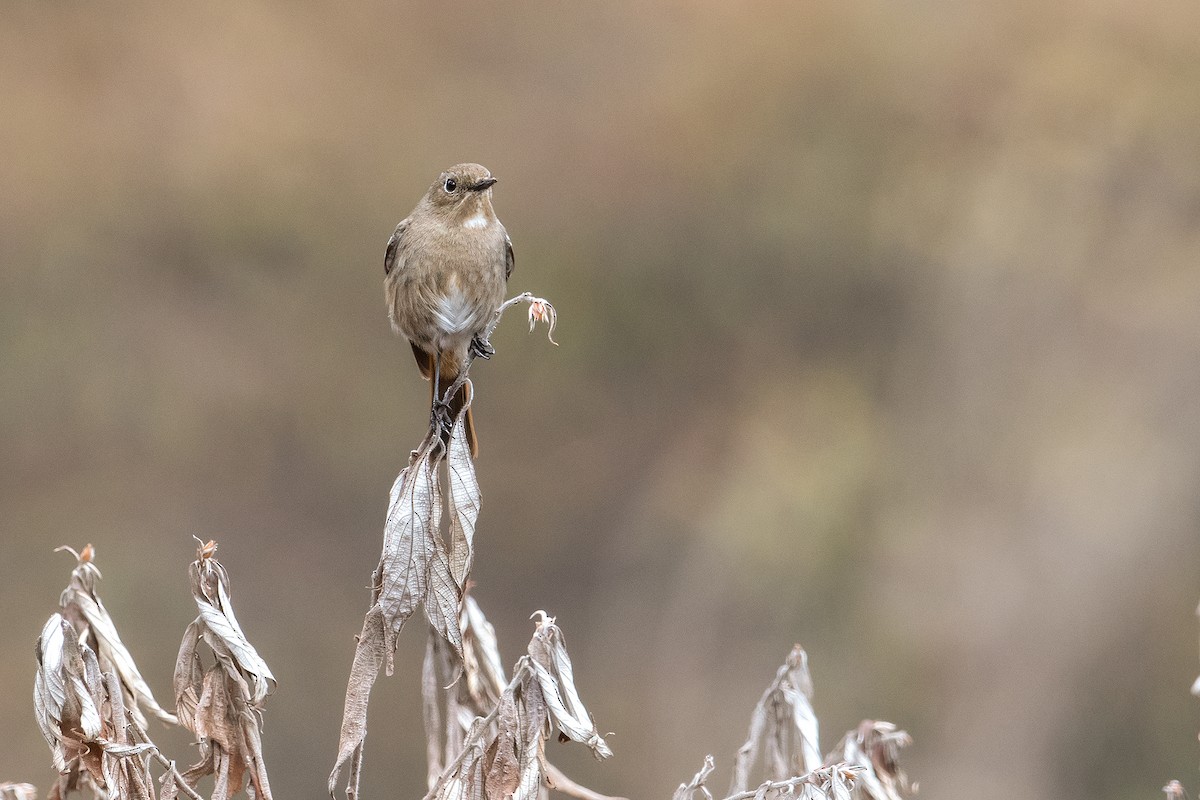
462,596,506,711
677,647,914,800
823,721,913,800
379,453,436,665
526,614,611,759
172,545,275,800
331,449,440,796
730,645,821,794
336,426,490,797
426,539,464,662
58,551,177,727
513,676,547,800
483,691,521,800
190,554,276,703
445,415,480,588
329,607,387,796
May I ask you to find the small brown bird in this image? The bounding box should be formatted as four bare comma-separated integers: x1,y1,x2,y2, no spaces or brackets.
384,163,513,457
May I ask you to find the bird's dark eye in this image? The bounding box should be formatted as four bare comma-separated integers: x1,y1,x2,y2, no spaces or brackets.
444,178,457,193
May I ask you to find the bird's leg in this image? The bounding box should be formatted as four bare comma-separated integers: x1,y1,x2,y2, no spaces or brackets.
469,334,495,360
430,353,453,433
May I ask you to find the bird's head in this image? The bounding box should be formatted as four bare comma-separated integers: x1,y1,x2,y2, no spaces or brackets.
425,163,498,214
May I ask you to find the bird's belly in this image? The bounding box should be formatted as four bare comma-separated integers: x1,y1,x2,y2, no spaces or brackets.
392,285,494,349
430,288,486,348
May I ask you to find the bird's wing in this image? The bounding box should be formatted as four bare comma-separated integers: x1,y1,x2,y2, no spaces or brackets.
384,218,409,276
504,231,515,281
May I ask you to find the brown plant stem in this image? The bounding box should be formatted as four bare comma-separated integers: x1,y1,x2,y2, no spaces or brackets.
545,764,630,800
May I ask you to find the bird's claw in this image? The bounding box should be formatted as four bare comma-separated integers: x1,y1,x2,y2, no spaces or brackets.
431,401,454,433
470,335,495,360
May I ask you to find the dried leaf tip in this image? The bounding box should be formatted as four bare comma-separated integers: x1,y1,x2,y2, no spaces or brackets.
527,297,558,345
673,755,716,800
54,543,98,569
193,537,218,560
530,610,556,630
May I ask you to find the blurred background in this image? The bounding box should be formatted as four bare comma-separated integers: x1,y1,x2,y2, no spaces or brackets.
2,2,1199,798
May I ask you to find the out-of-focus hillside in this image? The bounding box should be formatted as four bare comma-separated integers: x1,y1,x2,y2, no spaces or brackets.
2,2,1199,799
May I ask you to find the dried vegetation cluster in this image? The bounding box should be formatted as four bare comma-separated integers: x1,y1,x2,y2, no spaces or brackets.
31,541,272,800
21,296,921,800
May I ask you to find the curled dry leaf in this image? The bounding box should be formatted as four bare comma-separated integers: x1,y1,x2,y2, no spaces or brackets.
446,416,481,590
34,614,160,800
423,612,616,800
98,672,159,800
170,542,275,800
823,721,913,800
35,615,100,774
426,662,547,800
35,548,188,800
483,690,522,800
729,645,821,794
55,544,177,728
331,449,436,793
526,613,612,760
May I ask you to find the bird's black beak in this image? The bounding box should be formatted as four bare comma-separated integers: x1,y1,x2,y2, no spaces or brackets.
469,177,498,192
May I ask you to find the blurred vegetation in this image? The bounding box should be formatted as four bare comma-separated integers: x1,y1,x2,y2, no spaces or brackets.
2,2,1199,799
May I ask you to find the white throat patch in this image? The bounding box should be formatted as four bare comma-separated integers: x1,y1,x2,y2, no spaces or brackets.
462,210,490,229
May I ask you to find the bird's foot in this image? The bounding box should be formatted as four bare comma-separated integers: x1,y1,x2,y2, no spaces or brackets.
431,401,454,434
469,335,495,360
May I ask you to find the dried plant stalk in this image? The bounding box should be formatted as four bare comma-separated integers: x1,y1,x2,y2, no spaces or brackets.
423,598,626,800
729,645,821,794
169,540,276,800
673,757,716,800
331,293,556,799
33,547,199,800
823,722,913,800
54,544,177,730
422,612,612,800
329,423,474,798
681,647,913,800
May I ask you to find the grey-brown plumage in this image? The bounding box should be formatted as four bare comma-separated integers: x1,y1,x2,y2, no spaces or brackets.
384,163,514,457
